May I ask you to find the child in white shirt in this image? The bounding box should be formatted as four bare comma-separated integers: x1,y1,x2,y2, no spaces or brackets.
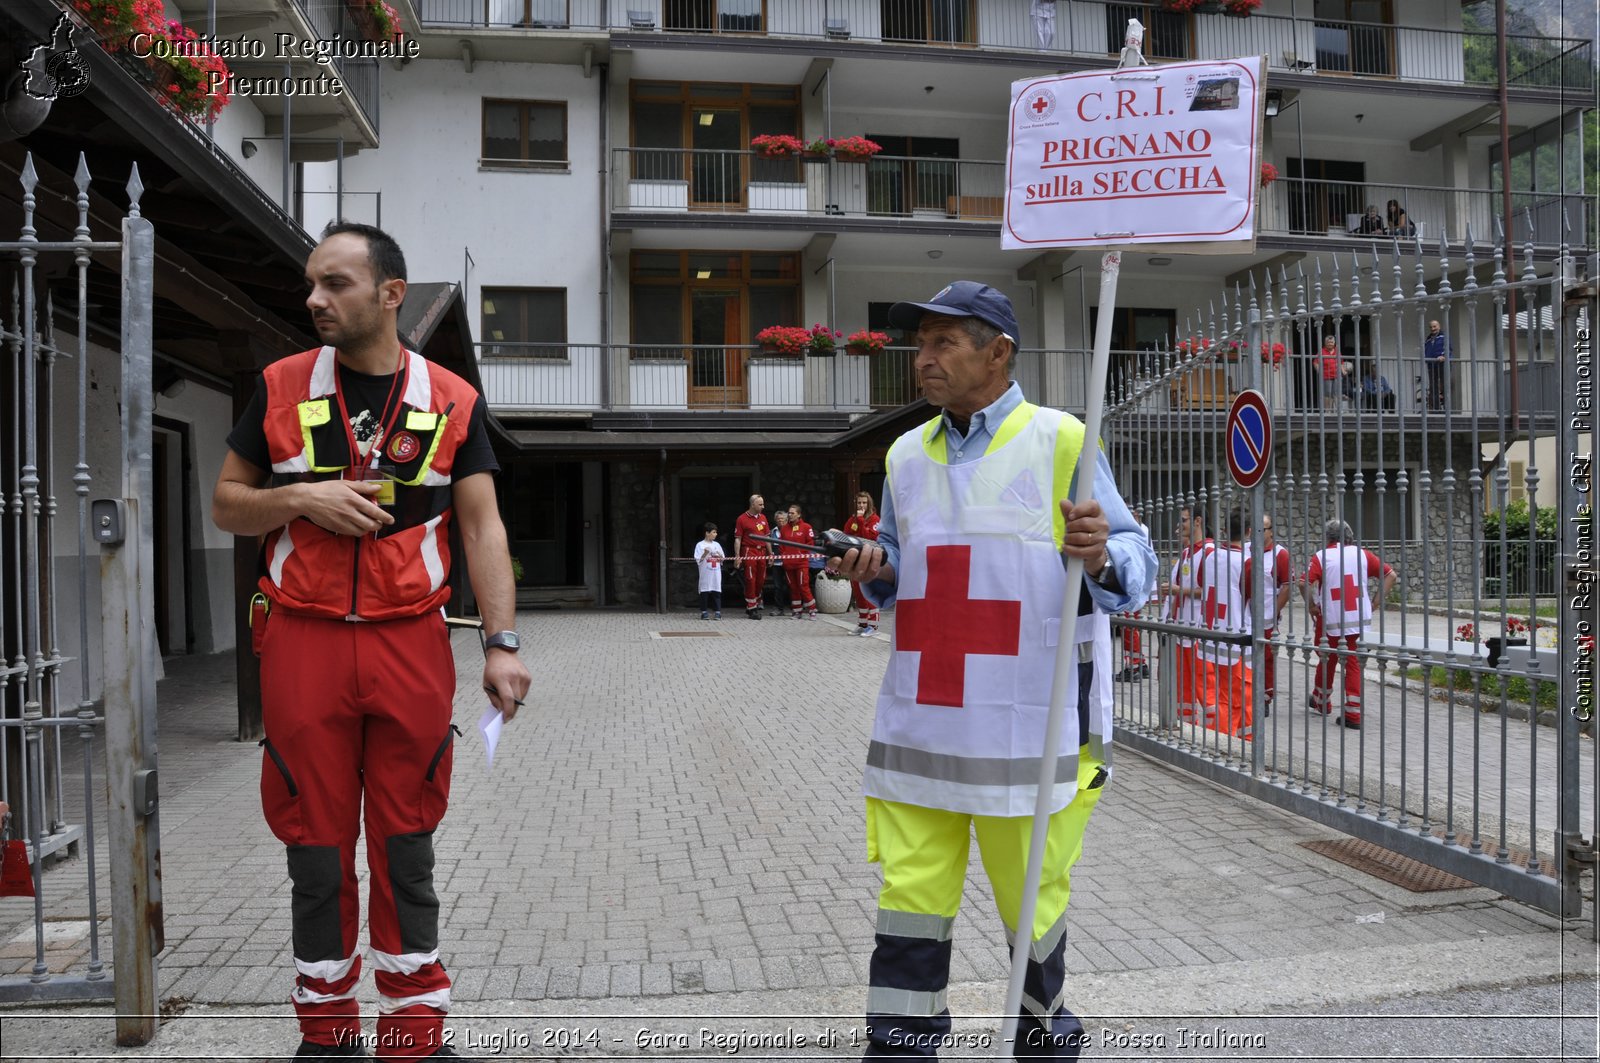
693,523,727,620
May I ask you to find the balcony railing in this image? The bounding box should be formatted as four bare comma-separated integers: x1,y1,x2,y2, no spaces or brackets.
476,343,1089,413
613,149,1591,249
293,0,382,133
616,148,1004,220
415,0,1593,93
1263,178,1590,248
301,190,382,234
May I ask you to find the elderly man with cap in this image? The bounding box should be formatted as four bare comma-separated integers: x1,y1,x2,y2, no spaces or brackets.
830,281,1156,1059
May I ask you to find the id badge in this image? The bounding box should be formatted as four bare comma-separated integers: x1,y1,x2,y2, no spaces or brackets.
360,464,397,507
374,477,396,506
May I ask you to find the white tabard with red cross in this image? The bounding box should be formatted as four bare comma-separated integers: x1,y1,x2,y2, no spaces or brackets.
865,404,1112,818
1198,544,1250,664
1314,544,1373,636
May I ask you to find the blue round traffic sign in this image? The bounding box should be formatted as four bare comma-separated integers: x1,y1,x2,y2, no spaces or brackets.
1226,389,1271,489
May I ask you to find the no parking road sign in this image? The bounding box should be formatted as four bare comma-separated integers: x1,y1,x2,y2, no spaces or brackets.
1226,389,1271,488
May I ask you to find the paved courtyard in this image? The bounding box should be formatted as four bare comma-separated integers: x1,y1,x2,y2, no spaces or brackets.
0,607,1594,1061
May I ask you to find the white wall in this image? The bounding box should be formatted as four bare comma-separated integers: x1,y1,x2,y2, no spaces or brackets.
307,56,605,347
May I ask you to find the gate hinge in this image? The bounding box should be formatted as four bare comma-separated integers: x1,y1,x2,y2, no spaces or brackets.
1564,834,1596,867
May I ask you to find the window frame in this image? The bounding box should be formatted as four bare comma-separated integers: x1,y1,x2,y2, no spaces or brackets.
481,98,570,170
481,286,569,359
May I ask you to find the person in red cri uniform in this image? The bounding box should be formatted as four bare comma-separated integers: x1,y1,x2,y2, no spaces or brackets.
1197,510,1252,739
1117,508,1152,680
1163,505,1215,724
1241,512,1292,717
732,494,771,620
781,503,818,619
842,491,881,635
213,223,531,1062
1305,519,1397,730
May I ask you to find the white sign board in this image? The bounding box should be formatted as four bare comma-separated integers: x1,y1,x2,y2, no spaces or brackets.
1004,56,1264,252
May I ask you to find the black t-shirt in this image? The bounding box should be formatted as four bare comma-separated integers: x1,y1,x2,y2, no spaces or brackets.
225,362,499,480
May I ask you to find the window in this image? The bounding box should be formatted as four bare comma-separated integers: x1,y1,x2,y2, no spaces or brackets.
628,83,799,204
482,100,568,166
630,251,799,407
867,302,917,409
1313,0,1394,77
1337,467,1414,545
483,288,566,357
1286,157,1364,235
664,0,765,33
881,0,975,45
865,135,958,216
1104,4,1189,60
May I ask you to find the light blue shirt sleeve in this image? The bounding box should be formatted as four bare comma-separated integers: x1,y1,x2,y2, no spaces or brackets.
861,479,900,609
1082,449,1158,614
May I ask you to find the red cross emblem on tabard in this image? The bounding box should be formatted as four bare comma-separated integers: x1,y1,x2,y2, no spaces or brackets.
1203,587,1228,627
895,545,1022,708
1336,572,1364,611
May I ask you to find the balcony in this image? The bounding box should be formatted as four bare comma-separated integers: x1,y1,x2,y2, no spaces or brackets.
1262,179,1590,249
415,0,1592,93
613,149,1591,252
615,148,1003,222
476,344,1088,413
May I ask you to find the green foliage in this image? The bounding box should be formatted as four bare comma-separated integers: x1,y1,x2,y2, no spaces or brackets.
1405,665,1558,710
509,554,524,583
1482,499,1558,540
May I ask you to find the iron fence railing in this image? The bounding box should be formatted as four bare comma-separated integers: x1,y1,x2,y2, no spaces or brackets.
1102,224,1593,916
475,342,1091,412
415,0,1593,91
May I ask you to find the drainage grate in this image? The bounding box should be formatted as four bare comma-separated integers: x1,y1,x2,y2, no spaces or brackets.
650,631,729,639
1300,838,1478,892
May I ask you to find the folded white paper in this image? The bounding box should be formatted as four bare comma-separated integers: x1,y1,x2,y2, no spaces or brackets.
478,705,504,769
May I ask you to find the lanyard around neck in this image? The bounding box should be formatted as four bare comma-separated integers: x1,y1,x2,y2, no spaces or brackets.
332,346,407,476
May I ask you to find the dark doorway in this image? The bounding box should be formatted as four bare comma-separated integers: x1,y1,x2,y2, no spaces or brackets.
504,462,583,586
1287,157,1365,234
152,417,195,656
866,135,959,216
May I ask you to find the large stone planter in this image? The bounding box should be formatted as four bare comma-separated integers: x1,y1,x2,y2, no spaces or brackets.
814,575,853,614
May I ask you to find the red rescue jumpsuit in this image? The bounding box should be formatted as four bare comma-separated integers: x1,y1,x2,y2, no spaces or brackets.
254,346,478,1058
734,510,770,612
780,519,817,615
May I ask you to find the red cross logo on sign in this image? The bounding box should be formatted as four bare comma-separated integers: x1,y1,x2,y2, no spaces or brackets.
895,545,1022,708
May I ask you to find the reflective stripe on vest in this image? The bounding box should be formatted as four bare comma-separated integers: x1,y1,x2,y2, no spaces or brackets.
866,402,1112,818
258,346,478,620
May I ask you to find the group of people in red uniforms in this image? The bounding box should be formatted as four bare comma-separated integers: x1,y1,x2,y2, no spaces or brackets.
729,491,882,630
1158,507,1395,738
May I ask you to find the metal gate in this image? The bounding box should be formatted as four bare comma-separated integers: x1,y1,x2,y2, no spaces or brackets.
1103,229,1595,917
0,153,163,1041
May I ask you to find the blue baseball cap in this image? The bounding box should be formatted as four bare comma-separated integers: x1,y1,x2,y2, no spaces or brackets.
887,281,1021,347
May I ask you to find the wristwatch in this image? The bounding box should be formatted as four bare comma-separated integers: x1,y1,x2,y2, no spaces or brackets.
483,630,521,655
1089,549,1120,589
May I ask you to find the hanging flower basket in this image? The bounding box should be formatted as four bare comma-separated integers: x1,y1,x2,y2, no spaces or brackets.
829,136,883,162
754,326,809,357
1259,162,1279,187
348,0,402,44
845,329,890,355
806,323,842,356
1174,337,1212,359
1222,341,1241,362
1223,0,1262,15
1160,0,1215,13
750,134,804,159
1260,341,1286,366
146,21,232,121
802,138,833,159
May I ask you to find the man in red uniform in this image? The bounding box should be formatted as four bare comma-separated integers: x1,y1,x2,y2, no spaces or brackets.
1240,512,1292,717
842,491,880,635
213,223,531,1062
779,503,818,619
732,494,771,620
1304,519,1397,729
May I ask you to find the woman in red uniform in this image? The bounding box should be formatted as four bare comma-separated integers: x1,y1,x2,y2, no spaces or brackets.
780,504,818,619
843,491,881,635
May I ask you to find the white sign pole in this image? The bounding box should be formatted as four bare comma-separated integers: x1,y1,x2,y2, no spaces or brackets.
997,22,1152,1055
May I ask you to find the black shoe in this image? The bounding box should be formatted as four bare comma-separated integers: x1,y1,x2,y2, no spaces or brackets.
1140,664,1150,678
1337,713,1362,730
428,1048,478,1061
294,1039,367,1059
